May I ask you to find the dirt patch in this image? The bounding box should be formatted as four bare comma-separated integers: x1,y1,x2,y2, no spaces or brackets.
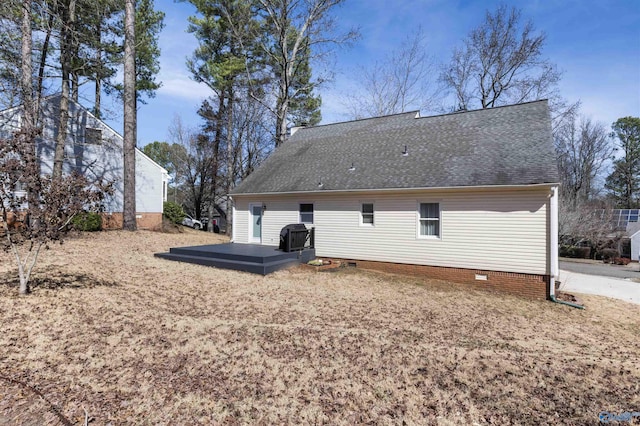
1,230,639,424
555,291,582,305
160,217,185,234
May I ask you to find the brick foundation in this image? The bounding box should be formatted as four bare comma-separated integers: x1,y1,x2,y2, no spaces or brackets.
1,212,162,232
101,212,163,231
345,259,550,300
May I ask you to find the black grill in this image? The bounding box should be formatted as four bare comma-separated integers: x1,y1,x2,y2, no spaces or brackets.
279,224,310,252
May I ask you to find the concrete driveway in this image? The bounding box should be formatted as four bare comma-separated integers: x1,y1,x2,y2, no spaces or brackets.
559,269,640,305
560,260,640,279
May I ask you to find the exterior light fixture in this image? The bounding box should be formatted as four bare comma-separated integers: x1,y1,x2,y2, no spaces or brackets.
402,145,408,156
348,162,356,171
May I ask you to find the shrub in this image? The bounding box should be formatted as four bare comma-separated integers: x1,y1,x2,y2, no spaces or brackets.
71,211,102,232
613,257,631,265
573,247,591,259
559,245,572,257
559,245,591,259
163,201,185,224
600,248,620,264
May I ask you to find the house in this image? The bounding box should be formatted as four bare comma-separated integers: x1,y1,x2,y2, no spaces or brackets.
0,95,168,230
230,100,561,300
612,209,640,260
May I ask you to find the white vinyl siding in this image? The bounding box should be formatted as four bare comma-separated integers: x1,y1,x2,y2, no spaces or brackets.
232,187,550,275
135,150,166,213
233,198,249,242
0,98,166,215
233,198,300,246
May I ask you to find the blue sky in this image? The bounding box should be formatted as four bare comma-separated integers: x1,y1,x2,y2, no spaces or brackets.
100,0,640,146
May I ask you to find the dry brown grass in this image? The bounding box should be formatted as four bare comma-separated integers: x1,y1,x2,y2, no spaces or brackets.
1,229,639,425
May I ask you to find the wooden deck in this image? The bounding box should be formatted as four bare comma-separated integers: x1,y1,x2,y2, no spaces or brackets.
154,243,316,275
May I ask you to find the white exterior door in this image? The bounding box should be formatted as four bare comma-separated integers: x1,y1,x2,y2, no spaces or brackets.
249,204,262,243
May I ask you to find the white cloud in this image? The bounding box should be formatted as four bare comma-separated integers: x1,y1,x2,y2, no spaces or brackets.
157,71,209,101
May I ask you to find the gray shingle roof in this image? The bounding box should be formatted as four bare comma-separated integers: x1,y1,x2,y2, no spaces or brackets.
232,100,559,195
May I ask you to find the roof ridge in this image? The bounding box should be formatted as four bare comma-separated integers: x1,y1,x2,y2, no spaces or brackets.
294,110,419,132
414,99,549,121
294,99,549,134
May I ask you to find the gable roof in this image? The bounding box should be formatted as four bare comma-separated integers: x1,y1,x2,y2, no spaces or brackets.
232,100,559,195
0,94,169,175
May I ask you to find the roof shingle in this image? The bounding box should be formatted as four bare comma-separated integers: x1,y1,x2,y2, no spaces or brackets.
232,100,559,194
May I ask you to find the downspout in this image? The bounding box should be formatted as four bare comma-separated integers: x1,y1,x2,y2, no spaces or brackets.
230,196,235,243
549,185,584,309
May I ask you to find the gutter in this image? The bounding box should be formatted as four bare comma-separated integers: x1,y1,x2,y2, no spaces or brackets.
549,185,584,309
231,182,560,197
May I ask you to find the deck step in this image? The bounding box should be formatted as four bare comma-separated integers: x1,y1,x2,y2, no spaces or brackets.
169,246,294,264
154,252,306,275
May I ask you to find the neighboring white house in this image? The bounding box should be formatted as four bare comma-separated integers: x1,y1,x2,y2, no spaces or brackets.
592,210,640,261
0,95,168,230
231,100,560,299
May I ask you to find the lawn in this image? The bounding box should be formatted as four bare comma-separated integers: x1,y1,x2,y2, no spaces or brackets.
1,230,638,425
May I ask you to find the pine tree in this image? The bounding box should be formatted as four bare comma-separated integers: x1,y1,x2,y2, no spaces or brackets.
605,117,640,208
122,0,136,231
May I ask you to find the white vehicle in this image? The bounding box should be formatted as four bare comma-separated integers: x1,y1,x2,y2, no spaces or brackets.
182,215,203,230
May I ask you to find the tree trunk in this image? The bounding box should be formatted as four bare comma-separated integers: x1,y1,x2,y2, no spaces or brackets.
123,0,137,231
94,22,102,119
71,0,79,104
53,74,69,181
53,0,76,182
225,90,234,236
208,95,224,233
95,75,102,119
20,0,33,295
36,11,54,120
15,250,28,296
72,71,79,103
275,92,288,148
21,1,34,130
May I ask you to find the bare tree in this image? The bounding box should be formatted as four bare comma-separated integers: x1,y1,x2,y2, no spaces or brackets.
169,116,213,221
122,0,136,230
346,28,437,119
556,112,617,257
555,113,614,205
559,199,622,257
247,0,357,147
1,131,111,294
440,5,564,111
232,95,273,180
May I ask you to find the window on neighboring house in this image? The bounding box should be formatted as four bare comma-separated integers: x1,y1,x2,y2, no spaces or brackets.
419,202,440,237
14,181,27,192
361,203,374,225
162,181,167,202
85,127,102,145
299,203,314,224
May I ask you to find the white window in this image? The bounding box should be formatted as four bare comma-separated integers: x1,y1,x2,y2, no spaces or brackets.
419,202,440,237
85,127,102,145
361,203,374,225
299,203,314,224
14,181,27,192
